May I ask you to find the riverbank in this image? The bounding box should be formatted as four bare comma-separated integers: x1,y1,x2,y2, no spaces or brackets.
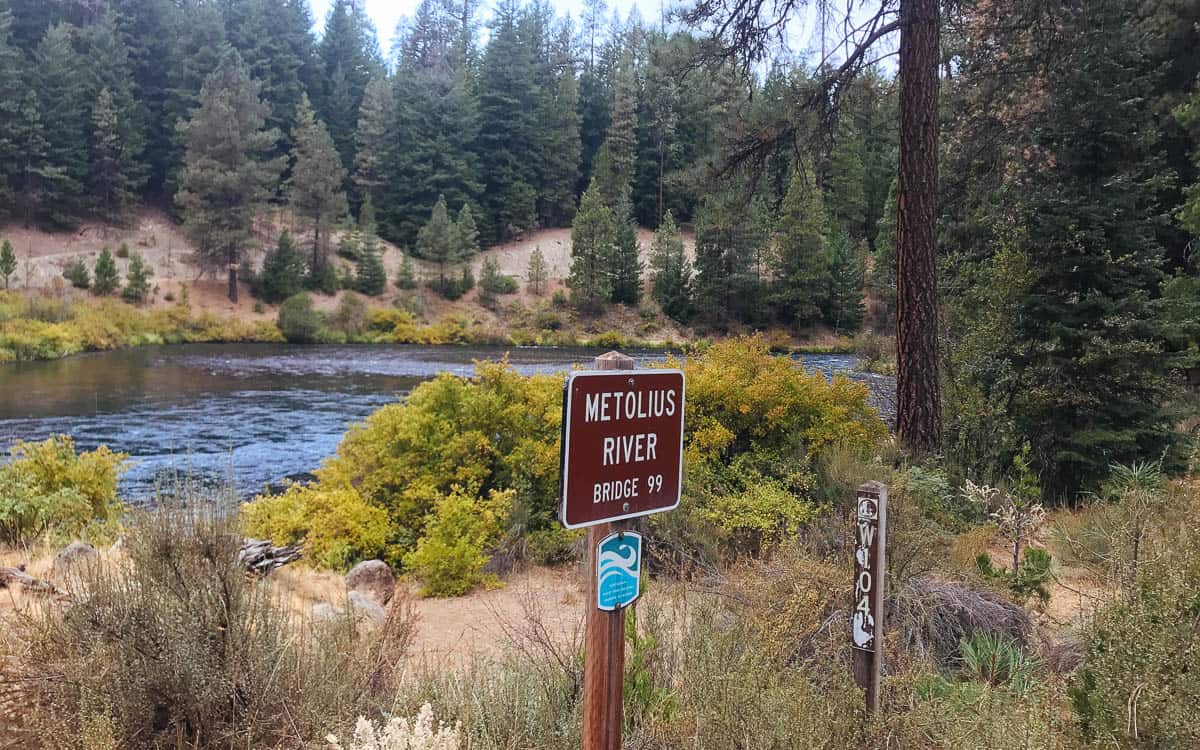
0,288,855,364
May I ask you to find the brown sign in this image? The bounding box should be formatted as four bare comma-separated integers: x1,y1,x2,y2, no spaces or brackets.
560,369,685,529
851,480,887,713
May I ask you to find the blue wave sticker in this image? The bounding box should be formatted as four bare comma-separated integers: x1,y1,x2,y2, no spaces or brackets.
597,531,642,611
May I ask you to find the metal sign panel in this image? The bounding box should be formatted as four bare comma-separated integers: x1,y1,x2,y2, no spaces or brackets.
596,531,642,611
852,483,887,652
559,369,685,529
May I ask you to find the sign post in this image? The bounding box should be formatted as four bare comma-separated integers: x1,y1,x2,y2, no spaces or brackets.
562,351,685,750
851,480,887,714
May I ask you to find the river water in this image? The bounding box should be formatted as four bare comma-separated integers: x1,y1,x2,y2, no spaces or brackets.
0,343,873,498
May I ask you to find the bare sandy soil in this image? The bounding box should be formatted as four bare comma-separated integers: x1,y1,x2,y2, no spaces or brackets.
1,547,583,662
0,210,696,333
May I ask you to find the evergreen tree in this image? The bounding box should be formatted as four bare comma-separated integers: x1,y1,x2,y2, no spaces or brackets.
381,52,481,246
395,255,418,289
826,117,867,238
771,163,831,328
693,191,771,327
316,0,384,170
609,216,641,304
122,251,153,303
477,0,540,241
415,195,456,286
93,247,119,296
453,203,481,264
80,15,147,224
1176,88,1200,238
869,177,898,329
29,23,90,227
352,77,393,209
0,239,15,289
175,49,283,303
260,230,306,303
568,183,615,312
535,32,582,227
596,51,637,209
526,245,548,295
221,0,319,144
826,229,865,333
357,193,377,235
286,95,348,274
0,11,25,214
477,255,509,306
649,210,692,321
354,237,386,296
634,37,680,226
161,1,227,196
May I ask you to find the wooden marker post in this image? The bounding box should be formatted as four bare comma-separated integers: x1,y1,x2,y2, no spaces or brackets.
558,351,686,750
851,480,887,715
583,351,633,750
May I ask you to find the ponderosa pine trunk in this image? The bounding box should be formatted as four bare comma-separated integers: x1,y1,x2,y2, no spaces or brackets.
895,0,942,453
227,245,238,303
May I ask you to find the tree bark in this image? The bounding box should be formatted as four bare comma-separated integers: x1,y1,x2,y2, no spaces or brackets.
227,245,239,303
895,0,942,453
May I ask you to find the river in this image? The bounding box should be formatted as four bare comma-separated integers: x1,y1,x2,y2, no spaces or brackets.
0,343,873,498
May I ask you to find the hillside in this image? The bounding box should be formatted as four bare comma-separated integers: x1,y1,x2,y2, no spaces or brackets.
0,209,712,346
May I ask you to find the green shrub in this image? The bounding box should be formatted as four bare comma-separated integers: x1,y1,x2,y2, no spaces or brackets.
331,292,368,337
277,293,323,343
92,248,119,296
121,252,153,304
959,632,1041,690
114,243,130,259
403,487,512,596
306,261,339,295
63,258,90,290
0,436,127,545
526,527,580,566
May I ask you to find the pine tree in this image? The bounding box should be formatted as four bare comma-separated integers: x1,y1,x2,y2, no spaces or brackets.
90,87,144,223
80,15,147,223
526,245,548,295
395,255,418,289
93,247,119,296
568,183,615,312
597,51,637,209
0,11,26,214
287,95,348,275
826,229,865,333
352,77,393,209
826,117,867,239
0,239,15,289
260,230,306,303
355,236,387,296
316,0,385,170
175,49,283,303
30,23,90,227
415,195,455,286
609,216,641,304
693,191,771,327
453,204,481,263
478,255,503,306
477,0,540,241
535,29,581,227
122,251,153,303
771,163,831,328
649,210,692,321
161,1,227,196
868,177,898,329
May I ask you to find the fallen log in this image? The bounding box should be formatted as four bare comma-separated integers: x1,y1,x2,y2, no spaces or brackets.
0,565,66,596
238,538,302,576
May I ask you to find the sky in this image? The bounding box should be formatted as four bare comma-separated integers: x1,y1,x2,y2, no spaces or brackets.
307,0,829,63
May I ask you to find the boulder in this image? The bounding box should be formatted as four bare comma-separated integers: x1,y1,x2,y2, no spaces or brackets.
312,602,346,622
348,590,386,626
344,559,395,606
52,541,98,577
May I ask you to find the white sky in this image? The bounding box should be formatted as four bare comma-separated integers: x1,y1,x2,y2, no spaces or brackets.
307,0,831,63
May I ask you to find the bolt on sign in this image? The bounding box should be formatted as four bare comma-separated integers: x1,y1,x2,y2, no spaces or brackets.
596,531,642,611
559,369,685,529
852,482,887,652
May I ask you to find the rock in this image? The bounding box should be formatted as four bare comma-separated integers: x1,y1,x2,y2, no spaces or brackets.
348,590,386,626
344,559,395,606
312,602,346,622
53,541,98,577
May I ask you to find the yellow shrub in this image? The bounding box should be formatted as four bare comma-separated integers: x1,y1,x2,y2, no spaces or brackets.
0,318,84,360
241,484,392,570
403,486,513,596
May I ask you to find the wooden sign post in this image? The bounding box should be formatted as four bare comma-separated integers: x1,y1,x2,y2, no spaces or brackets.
560,351,685,750
851,480,887,715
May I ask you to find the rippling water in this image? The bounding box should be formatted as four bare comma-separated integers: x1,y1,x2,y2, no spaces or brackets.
0,343,870,498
